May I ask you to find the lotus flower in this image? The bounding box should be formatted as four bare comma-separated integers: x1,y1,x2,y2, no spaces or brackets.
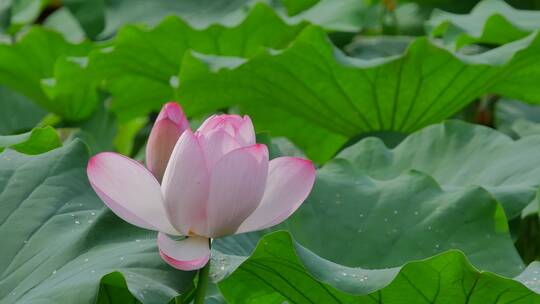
87,102,316,271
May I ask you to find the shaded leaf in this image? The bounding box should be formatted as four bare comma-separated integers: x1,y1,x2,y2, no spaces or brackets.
427,0,540,49
113,117,148,156
345,36,413,59
0,85,46,135
96,272,142,304
63,0,105,39
323,120,540,218
0,28,99,120
98,0,373,40
2,0,49,33
43,7,87,42
287,0,374,32
68,100,118,155
496,98,540,138
280,0,319,16
512,120,540,138
0,126,60,154
0,141,194,303
99,0,256,39
403,0,480,13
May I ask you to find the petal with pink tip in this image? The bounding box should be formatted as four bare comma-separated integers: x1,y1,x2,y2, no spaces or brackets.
237,157,316,233
146,120,182,182
87,152,179,235
158,233,210,271
162,130,210,235
198,129,241,169
197,144,269,237
146,102,190,182
196,114,219,134
198,114,241,132
236,116,256,146
156,102,190,130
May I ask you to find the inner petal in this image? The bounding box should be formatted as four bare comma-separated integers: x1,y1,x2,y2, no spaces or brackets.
197,129,241,169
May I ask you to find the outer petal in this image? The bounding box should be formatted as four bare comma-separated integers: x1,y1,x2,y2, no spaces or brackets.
146,102,190,182
87,152,179,235
196,144,269,238
158,233,210,271
162,130,210,235
198,129,241,169
237,157,316,233
156,102,190,129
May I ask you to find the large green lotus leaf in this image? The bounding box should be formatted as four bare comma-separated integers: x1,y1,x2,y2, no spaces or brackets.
91,3,306,121
511,120,540,138
286,0,374,32
98,0,372,40
178,26,540,162
344,36,414,59
62,0,105,39
211,231,540,303
113,117,148,156
280,0,319,16
41,56,100,120
403,0,481,13
42,7,87,43
289,171,523,276
0,28,99,120
66,101,118,155
427,0,540,49
1,0,49,33
99,0,257,39
496,99,540,138
285,0,427,35
0,126,60,154
0,141,194,303
323,120,540,218
0,86,46,135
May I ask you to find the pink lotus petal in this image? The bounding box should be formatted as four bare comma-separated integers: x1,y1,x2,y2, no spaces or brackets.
197,114,254,146
237,157,316,233
87,152,179,235
195,144,269,237
236,116,256,146
198,129,241,169
162,130,210,235
198,114,242,133
146,102,190,182
156,102,190,129
197,114,218,133
158,233,210,271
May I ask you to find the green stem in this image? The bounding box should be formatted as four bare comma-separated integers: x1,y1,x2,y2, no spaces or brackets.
194,261,210,304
